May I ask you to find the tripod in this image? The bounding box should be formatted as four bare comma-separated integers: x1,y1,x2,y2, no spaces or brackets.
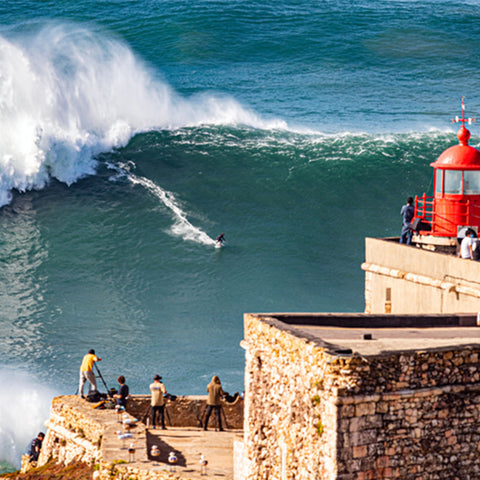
94,364,110,393
144,404,171,428
201,404,229,430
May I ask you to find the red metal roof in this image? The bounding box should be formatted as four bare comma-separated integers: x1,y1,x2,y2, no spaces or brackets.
431,126,480,170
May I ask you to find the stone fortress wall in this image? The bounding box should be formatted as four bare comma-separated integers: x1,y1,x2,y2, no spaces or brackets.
241,313,480,480
21,315,480,480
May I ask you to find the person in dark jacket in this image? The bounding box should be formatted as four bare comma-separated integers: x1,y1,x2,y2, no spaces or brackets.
400,197,415,245
28,432,45,463
204,375,226,431
113,375,129,408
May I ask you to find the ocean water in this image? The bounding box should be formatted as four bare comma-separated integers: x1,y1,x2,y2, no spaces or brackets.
1,0,480,470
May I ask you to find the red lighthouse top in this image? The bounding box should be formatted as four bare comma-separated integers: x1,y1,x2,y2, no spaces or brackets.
413,97,480,239
431,97,480,170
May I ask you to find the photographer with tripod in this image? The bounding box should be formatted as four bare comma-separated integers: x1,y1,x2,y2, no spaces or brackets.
78,349,102,398
204,375,226,431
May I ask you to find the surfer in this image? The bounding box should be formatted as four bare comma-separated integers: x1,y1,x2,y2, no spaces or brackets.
216,233,226,246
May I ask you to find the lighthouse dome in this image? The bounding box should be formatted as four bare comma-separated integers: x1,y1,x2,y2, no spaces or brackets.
431,125,480,170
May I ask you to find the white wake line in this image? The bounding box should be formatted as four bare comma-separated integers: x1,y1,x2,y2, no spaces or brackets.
128,173,216,246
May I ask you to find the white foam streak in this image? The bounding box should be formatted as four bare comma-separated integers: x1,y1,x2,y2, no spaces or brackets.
129,173,215,246
0,368,54,469
0,22,287,207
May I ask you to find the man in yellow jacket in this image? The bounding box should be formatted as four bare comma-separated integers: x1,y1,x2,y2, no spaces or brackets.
78,349,101,397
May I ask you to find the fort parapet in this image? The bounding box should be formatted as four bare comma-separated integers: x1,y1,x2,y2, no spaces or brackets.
362,237,480,314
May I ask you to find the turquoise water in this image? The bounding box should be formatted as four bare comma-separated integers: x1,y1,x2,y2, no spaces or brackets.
1,0,480,469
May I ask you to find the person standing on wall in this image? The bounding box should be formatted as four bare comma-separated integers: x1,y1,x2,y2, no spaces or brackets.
78,349,101,397
204,375,226,431
150,374,167,429
400,196,415,245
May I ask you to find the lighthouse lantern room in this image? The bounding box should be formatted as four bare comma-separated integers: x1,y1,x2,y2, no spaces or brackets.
413,98,480,245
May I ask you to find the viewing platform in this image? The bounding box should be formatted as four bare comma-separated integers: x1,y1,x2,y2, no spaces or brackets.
35,394,243,480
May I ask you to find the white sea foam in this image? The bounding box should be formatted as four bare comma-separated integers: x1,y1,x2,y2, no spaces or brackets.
128,173,216,246
0,22,287,207
0,368,55,470
106,159,216,245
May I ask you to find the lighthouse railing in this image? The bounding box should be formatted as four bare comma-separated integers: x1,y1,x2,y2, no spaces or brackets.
464,199,480,226
414,195,480,236
414,193,434,225
435,198,480,235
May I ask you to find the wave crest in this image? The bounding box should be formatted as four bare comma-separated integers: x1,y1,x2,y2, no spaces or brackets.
0,22,285,206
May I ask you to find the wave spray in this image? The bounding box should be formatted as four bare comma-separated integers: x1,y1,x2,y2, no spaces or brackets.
0,21,285,207
0,368,55,471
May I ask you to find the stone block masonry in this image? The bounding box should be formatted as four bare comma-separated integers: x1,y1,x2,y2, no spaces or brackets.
40,395,106,466
242,313,480,480
127,394,243,429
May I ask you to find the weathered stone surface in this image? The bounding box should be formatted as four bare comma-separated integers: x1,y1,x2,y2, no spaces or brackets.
37,394,243,480
242,313,480,480
127,394,243,430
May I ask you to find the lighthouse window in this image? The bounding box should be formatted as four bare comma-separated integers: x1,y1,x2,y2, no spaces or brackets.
463,171,480,194
444,170,462,194
435,170,443,193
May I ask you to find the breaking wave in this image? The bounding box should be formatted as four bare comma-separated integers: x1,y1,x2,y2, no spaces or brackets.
0,21,287,207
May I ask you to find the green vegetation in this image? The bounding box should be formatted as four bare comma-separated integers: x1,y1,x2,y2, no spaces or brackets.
0,458,94,480
314,417,324,436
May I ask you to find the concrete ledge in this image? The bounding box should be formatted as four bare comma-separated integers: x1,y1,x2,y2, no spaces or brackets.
256,312,478,328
